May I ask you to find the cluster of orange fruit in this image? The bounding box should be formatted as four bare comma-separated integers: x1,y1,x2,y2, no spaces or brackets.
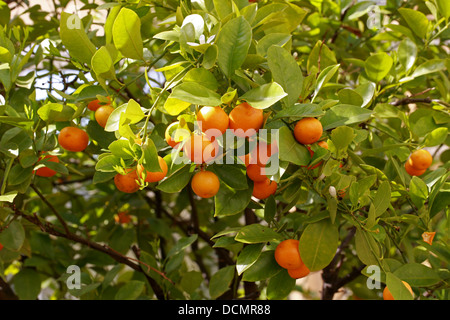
404,149,432,176
165,102,280,200
34,98,114,178
274,239,310,279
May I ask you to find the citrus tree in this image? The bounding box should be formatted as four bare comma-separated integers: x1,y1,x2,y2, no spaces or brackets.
0,0,449,301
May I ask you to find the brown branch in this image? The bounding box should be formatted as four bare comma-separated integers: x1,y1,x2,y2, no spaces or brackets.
321,227,363,300
391,97,432,106
30,184,71,235
10,205,168,300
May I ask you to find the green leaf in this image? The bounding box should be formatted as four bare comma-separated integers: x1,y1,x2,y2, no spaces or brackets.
385,272,414,300
91,46,116,80
320,104,373,130
436,0,450,19
364,53,393,83
373,181,391,217
307,40,337,75
242,251,283,282
240,82,287,109
398,38,417,72
278,126,310,166
60,12,96,66
267,45,303,108
409,177,428,209
209,266,235,299
235,224,283,244
216,16,252,78
272,103,324,120
214,182,253,217
37,103,77,122
266,269,296,300
330,126,355,151
256,33,291,57
112,8,144,60
398,8,429,39
12,269,41,300
423,127,448,147
95,154,121,172
312,64,340,102
108,140,134,159
355,228,381,266
169,82,222,108
393,263,440,287
115,280,145,300
338,88,363,107
210,164,248,190
0,191,18,203
299,219,339,271
166,234,198,258
141,140,162,173
156,165,193,193
264,195,277,223
0,220,25,251
183,68,219,91
236,243,265,275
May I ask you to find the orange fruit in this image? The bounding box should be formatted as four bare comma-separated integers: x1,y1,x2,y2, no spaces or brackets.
294,117,323,145
229,102,264,138
58,126,89,152
137,156,168,183
88,97,110,111
114,211,132,224
34,154,59,177
114,169,140,193
191,170,220,198
95,105,114,128
196,106,229,138
246,164,267,182
287,264,310,279
408,149,432,170
252,178,277,200
183,134,217,164
248,140,278,166
383,281,414,300
404,161,426,177
274,239,303,270
165,122,180,148
0,243,3,251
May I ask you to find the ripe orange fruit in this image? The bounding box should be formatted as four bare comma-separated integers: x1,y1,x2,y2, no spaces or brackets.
0,243,3,251
34,154,59,177
383,281,414,300
115,211,132,224
196,106,229,138
95,105,114,128
165,122,180,148
88,97,110,111
58,126,89,152
248,140,278,166
274,239,303,270
304,140,328,170
252,178,277,200
137,156,168,183
287,264,310,279
405,161,426,177
229,102,264,138
114,169,140,193
294,117,323,145
191,170,220,198
246,164,267,182
183,134,217,164
408,149,432,170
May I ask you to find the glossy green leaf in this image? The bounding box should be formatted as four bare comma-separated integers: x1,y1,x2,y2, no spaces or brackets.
112,8,144,60
216,16,252,78
299,219,339,271
364,53,393,82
